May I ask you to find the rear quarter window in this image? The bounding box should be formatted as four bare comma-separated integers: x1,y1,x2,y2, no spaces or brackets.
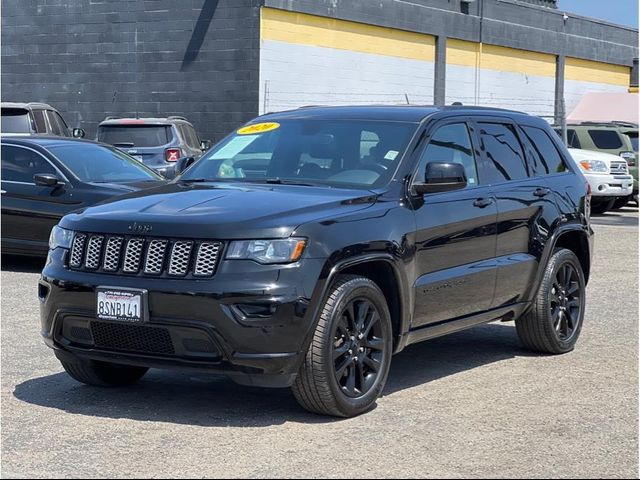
97,125,171,147
588,130,623,149
521,126,568,176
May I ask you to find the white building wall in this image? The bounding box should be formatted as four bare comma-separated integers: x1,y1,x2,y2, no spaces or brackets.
446,64,556,119
260,40,435,114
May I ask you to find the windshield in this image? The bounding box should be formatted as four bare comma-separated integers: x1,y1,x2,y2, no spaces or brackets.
1,109,33,133
48,143,162,183
97,125,171,147
180,119,417,189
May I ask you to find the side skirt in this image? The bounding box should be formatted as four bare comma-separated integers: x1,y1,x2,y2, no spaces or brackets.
405,302,529,346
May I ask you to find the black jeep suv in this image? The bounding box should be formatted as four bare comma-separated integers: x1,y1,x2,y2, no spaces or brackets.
40,106,593,417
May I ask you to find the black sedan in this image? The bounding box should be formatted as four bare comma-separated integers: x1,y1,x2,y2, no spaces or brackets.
1,136,165,256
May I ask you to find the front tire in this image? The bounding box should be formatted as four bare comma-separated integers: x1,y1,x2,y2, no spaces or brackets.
292,275,393,417
61,359,148,387
516,248,586,354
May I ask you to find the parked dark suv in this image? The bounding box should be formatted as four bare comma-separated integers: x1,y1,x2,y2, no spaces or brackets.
40,106,593,417
1,102,85,138
96,116,211,177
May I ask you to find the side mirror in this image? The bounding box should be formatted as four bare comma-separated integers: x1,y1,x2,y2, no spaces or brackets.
174,156,196,175
200,139,212,151
34,173,64,188
72,128,85,138
413,162,467,195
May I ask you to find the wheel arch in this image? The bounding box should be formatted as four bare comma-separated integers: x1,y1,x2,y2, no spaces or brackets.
308,254,412,355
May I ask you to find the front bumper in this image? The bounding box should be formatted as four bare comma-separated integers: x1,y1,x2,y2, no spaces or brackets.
584,173,634,198
39,248,325,388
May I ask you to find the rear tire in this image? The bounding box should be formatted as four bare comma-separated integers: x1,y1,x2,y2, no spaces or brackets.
516,248,586,354
590,198,615,214
292,275,393,418
61,359,148,387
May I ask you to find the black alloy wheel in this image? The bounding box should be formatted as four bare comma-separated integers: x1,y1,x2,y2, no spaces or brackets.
332,298,386,398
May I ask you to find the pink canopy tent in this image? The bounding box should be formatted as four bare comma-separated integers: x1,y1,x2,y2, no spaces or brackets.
567,92,639,124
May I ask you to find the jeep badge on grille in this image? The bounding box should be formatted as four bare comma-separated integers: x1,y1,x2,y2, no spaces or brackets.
128,222,153,234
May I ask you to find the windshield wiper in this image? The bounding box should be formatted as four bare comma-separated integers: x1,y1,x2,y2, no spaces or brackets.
250,178,322,187
113,142,135,148
179,178,209,183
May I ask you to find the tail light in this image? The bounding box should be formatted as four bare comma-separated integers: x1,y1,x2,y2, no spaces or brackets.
165,148,181,162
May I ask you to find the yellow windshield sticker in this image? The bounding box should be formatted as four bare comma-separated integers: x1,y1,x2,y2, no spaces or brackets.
237,122,280,135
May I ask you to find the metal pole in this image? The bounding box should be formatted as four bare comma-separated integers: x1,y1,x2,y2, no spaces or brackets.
561,98,568,145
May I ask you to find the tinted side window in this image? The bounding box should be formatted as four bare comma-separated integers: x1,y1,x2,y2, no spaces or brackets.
1,145,57,183
567,130,581,149
521,126,567,176
588,130,623,149
45,111,65,136
186,126,200,148
33,110,47,133
478,122,528,183
53,112,70,136
416,123,478,187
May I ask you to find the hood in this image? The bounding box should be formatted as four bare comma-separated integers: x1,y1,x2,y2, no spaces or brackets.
568,148,625,165
60,182,378,239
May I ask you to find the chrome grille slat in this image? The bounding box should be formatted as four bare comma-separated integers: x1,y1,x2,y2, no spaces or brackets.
123,238,144,273
84,236,104,270
610,161,628,174
194,242,221,277
144,239,168,274
68,233,221,278
168,241,193,276
69,234,86,268
103,237,124,272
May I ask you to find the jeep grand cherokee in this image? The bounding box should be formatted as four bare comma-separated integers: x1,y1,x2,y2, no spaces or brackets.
40,106,593,417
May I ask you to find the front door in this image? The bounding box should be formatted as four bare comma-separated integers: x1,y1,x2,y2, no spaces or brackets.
1,144,79,253
411,121,498,328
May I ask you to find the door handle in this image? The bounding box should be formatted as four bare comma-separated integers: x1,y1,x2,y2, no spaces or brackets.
473,198,494,208
0,190,5,194
533,188,550,197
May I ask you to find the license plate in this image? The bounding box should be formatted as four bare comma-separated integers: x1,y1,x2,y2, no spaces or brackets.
96,287,148,323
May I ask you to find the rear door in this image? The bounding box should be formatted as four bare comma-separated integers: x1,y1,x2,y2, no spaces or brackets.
1,144,79,252
411,120,498,327
473,119,560,308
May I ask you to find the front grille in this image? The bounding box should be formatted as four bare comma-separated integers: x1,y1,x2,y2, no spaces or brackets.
69,233,222,278
90,322,175,355
610,161,628,174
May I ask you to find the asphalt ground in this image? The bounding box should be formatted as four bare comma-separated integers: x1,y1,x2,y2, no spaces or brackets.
1,207,638,478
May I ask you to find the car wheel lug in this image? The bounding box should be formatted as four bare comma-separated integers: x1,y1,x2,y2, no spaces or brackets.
359,347,364,353
354,356,358,362
348,349,353,355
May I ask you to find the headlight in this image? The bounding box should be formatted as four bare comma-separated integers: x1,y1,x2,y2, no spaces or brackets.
49,225,74,250
578,160,608,173
226,238,307,264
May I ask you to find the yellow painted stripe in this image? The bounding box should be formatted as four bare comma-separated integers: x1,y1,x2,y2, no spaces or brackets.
261,7,435,62
566,57,630,86
446,39,556,77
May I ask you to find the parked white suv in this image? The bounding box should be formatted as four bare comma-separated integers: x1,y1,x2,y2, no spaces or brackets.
568,148,633,214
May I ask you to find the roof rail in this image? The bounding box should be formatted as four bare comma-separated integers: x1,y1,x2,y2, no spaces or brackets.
104,116,121,120
167,115,187,121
